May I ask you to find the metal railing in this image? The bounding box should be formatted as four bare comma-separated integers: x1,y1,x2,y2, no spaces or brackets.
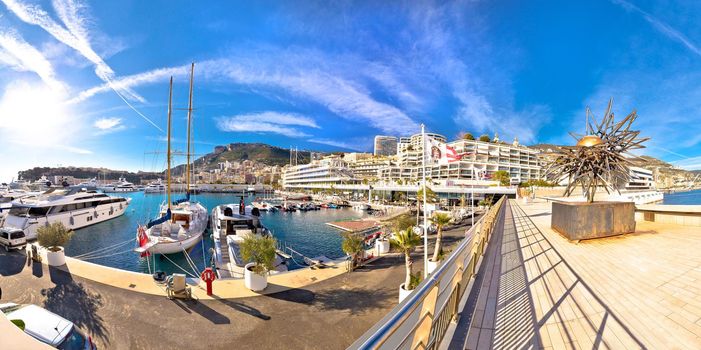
351,196,506,350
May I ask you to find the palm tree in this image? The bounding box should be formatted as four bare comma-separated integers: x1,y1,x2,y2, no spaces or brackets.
391,227,422,291
341,232,365,271
430,213,452,262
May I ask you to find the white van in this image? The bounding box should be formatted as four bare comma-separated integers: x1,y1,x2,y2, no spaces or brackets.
0,303,96,349
0,227,26,251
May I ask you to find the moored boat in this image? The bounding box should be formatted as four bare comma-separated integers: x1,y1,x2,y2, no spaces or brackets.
3,188,131,239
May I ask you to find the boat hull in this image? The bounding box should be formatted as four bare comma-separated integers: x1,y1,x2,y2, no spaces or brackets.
5,199,131,240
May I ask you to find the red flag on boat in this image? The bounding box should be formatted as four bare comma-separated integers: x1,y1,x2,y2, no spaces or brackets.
137,225,150,257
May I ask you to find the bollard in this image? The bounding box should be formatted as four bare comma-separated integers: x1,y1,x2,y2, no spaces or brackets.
200,267,216,296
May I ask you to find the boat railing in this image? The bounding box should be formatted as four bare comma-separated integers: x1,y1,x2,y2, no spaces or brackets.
350,196,506,350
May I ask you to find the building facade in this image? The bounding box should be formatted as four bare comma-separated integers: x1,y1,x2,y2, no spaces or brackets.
379,133,542,184
374,136,398,156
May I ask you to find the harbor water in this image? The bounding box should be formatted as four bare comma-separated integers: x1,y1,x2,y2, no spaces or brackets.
63,192,370,277
662,189,701,205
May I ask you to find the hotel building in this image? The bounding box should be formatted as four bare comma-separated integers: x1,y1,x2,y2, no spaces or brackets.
374,136,398,156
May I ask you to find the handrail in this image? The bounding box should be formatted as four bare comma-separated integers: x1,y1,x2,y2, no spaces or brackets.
351,196,506,349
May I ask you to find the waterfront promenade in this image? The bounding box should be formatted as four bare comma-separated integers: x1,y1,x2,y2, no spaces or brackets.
452,199,701,349
0,219,475,349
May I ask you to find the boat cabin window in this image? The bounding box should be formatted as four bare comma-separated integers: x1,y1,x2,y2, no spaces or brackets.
10,231,25,239
8,207,29,216
0,230,7,239
28,207,50,217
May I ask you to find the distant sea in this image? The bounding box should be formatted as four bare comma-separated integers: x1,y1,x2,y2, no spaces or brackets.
663,189,701,205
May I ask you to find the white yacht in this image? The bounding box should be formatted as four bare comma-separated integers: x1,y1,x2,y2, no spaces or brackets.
28,176,53,191
100,177,137,193
144,179,166,193
135,65,208,256
76,178,99,188
210,204,286,278
3,188,131,240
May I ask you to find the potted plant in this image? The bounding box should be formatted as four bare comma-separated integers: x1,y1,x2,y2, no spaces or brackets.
375,232,390,255
427,213,451,273
37,222,73,267
240,235,276,291
391,227,422,302
341,232,365,272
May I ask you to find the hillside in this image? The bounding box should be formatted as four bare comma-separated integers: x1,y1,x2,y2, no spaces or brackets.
194,143,314,169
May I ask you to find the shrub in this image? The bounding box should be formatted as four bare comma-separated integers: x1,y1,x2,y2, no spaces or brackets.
240,235,277,275
462,132,475,140
478,134,491,142
341,232,365,270
37,222,73,252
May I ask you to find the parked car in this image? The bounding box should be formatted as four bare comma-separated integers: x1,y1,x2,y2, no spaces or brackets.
0,303,96,349
0,227,26,252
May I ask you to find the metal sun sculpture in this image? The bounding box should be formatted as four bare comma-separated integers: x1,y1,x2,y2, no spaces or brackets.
546,98,649,203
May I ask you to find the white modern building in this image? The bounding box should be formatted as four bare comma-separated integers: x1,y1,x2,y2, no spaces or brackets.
374,136,398,156
626,166,655,190
282,155,359,189
380,133,542,184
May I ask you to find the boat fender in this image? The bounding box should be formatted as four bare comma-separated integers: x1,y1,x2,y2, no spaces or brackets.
94,211,98,219
69,216,74,226
109,207,114,215
119,203,123,210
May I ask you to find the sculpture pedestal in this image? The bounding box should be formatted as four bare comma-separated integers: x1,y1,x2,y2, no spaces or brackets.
551,201,635,241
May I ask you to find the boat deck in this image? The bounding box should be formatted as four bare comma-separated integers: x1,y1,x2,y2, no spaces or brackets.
458,199,701,349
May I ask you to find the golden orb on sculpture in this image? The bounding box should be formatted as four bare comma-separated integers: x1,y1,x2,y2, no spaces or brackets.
576,135,603,147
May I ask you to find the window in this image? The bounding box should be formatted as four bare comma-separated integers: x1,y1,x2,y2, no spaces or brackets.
28,207,50,217
10,231,24,239
8,207,29,216
0,231,7,239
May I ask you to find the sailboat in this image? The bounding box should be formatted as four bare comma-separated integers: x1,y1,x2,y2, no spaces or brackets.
136,64,208,255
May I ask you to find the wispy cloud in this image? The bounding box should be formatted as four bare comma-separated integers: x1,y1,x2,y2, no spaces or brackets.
307,138,368,152
612,0,701,58
68,64,191,104
0,29,65,91
215,111,319,138
216,117,311,138
74,55,421,135
220,111,320,129
93,117,125,134
203,58,420,135
1,0,163,132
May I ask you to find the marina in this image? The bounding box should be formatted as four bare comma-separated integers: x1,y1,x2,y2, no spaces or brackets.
3,1,701,348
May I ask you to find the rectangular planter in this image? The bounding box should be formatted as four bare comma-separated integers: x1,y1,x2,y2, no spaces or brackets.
551,201,636,240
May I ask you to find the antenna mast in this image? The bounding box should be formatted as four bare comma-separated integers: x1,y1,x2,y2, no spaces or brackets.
167,77,173,211
186,62,194,194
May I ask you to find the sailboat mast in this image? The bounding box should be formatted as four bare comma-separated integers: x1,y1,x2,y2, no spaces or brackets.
167,76,173,211
186,63,194,194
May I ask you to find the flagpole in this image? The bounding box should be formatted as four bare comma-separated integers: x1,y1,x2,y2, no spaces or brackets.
471,168,475,228
421,124,429,278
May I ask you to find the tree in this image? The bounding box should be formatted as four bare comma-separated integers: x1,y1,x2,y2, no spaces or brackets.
391,227,423,291
387,213,416,233
37,222,73,252
341,233,365,271
493,170,511,186
430,213,452,262
417,185,438,203
462,132,475,140
478,134,491,142
240,235,277,275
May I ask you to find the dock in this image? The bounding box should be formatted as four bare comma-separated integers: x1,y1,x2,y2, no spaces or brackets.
326,219,381,233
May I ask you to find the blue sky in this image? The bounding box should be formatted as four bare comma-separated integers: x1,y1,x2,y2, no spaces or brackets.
2,0,701,181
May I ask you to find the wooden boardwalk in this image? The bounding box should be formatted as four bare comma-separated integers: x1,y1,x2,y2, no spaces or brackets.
461,199,701,349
